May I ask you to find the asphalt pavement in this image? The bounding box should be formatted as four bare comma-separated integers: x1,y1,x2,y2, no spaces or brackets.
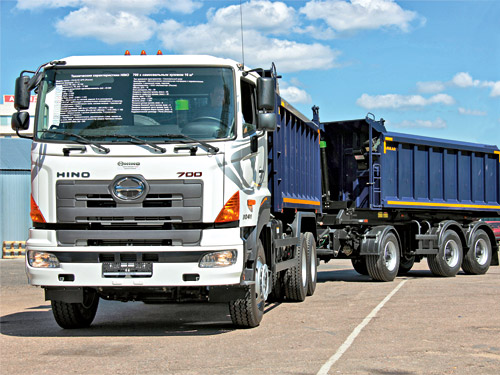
1,257,499,374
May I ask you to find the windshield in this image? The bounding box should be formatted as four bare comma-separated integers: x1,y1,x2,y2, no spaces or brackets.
35,66,235,142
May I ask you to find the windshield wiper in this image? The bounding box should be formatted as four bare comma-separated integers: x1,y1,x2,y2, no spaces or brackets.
109,134,166,153
41,129,110,154
152,134,219,155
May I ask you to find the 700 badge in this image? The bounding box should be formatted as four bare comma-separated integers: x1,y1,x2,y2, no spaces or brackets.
177,172,202,178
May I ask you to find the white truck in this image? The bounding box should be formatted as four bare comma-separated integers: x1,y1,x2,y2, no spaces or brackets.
12,54,321,328
12,53,499,329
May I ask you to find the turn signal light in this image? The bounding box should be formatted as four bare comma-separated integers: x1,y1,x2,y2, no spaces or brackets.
30,195,46,223
215,191,240,223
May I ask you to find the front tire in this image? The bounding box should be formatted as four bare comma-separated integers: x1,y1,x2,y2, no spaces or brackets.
51,289,99,329
462,229,491,275
229,240,269,328
427,229,463,277
366,232,400,282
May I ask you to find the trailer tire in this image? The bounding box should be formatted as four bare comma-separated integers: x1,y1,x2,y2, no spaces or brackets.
427,229,463,277
462,230,491,275
398,255,415,275
351,257,369,276
284,234,308,302
305,232,317,296
366,232,400,282
229,240,269,328
51,289,99,329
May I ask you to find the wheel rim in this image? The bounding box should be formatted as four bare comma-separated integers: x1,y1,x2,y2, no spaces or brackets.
383,241,398,271
255,257,270,303
474,238,488,265
301,247,307,288
310,246,317,283
443,239,460,267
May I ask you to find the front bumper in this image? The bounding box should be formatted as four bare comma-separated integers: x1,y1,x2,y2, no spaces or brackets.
26,227,245,288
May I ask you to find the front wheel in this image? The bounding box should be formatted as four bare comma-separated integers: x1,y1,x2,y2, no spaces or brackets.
51,289,99,329
229,240,269,328
427,229,463,277
462,229,491,275
366,232,400,282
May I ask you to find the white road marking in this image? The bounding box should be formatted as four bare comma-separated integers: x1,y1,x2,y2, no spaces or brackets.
317,279,408,375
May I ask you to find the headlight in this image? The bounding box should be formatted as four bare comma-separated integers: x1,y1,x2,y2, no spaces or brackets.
199,250,237,268
28,251,60,268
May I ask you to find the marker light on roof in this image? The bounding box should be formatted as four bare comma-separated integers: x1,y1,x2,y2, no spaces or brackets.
157,50,163,55
141,50,147,55
124,50,131,56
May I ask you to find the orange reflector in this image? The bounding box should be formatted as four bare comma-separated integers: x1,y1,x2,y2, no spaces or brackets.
140,50,147,55
215,192,240,223
157,50,163,55
30,195,46,223
124,50,131,56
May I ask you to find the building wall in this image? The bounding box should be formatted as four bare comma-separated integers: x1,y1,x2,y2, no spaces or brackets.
1,95,36,136
0,171,31,246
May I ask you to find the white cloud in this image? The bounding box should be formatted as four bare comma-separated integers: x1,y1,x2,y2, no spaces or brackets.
387,118,447,129
451,72,481,88
300,0,420,34
280,84,312,104
16,0,80,9
17,0,202,13
356,93,455,109
208,0,297,34
158,2,340,73
56,7,157,44
416,81,446,94
488,81,500,97
458,107,487,116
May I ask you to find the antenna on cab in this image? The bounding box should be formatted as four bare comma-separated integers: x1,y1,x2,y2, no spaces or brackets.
239,0,245,70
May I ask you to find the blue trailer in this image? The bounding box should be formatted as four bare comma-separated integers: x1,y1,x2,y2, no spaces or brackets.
316,116,499,281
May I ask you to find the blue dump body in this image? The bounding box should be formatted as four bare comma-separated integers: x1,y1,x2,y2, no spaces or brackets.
321,118,500,216
269,98,322,213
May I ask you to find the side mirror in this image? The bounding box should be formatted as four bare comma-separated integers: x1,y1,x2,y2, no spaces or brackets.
11,112,30,131
257,77,275,111
14,76,31,111
257,112,276,132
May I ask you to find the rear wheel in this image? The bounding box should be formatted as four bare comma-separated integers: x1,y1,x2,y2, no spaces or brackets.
229,240,269,328
351,257,369,276
51,289,99,329
462,229,491,275
427,229,463,277
398,255,415,275
304,232,317,296
366,232,400,282
284,234,308,301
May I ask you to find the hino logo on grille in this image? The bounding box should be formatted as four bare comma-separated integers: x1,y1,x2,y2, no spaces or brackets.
111,176,147,201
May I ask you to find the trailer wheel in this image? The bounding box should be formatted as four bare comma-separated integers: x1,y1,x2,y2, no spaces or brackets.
284,234,308,301
366,232,400,281
51,289,99,329
229,240,269,328
398,255,415,275
462,229,491,275
351,257,369,276
305,232,317,296
427,229,463,277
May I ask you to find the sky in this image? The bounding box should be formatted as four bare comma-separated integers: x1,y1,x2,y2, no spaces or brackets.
1,0,499,146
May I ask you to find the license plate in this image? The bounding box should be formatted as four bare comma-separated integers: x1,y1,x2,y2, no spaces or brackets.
102,262,153,278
